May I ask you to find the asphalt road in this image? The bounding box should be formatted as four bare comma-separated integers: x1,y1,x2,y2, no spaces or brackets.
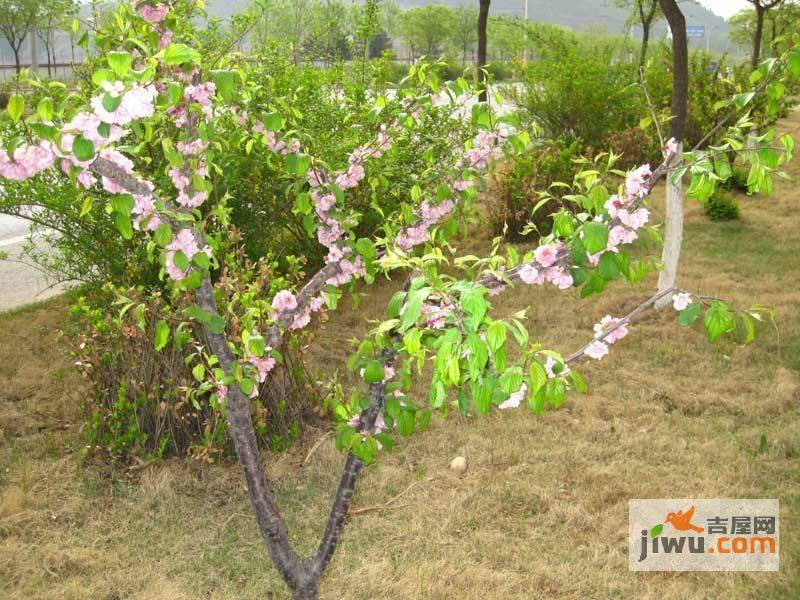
0,214,66,311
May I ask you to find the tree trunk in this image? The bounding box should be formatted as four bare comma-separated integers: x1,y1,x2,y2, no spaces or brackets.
13,48,21,74
753,5,765,68
639,21,650,71
477,0,490,102
656,0,688,310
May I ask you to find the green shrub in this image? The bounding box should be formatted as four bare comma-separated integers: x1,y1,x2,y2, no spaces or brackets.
704,190,741,221
488,138,580,240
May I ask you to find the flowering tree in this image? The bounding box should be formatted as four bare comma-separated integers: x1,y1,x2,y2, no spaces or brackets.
1,1,798,597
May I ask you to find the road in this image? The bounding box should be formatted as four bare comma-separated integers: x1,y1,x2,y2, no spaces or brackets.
0,214,66,311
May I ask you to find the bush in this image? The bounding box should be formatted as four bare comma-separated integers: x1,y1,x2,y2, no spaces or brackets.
605,126,660,171
704,190,740,221
72,285,313,463
488,139,580,240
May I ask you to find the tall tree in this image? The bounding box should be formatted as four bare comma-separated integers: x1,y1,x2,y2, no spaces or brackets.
36,0,77,77
477,0,490,101
0,0,40,73
398,4,455,58
450,4,478,64
616,0,662,70
655,0,688,309
746,0,785,68
730,2,799,59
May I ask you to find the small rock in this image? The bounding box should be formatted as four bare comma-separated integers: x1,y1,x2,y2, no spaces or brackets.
449,456,467,475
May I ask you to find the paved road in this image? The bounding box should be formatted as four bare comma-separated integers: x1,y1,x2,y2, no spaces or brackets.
0,214,66,311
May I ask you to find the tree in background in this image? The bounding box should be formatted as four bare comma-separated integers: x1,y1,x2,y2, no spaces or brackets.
745,0,786,67
477,0,490,101
398,4,454,59
730,1,800,59
655,0,688,309
35,0,78,77
0,0,39,73
449,4,478,64
615,0,662,70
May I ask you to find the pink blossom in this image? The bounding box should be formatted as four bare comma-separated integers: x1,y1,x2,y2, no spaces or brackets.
546,266,573,289
165,229,208,280
672,292,693,311
608,225,638,249
290,309,311,330
176,139,208,156
185,82,216,107
665,137,679,157
625,164,652,200
499,383,527,410
217,385,228,402
618,208,649,230
176,190,207,208
593,315,628,344
91,83,157,126
272,290,298,314
158,29,173,49
518,263,543,285
138,3,169,22
534,243,559,268
250,355,276,383
584,340,609,360
169,168,190,191
0,141,57,180
453,179,473,192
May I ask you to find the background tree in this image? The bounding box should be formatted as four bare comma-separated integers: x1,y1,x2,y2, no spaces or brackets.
730,2,800,59
745,0,785,67
655,0,688,309
477,0,490,101
449,4,478,64
398,4,455,59
615,0,662,70
0,0,40,73
36,0,78,77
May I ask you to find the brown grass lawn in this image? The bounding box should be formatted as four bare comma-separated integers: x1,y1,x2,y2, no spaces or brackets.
1,112,799,599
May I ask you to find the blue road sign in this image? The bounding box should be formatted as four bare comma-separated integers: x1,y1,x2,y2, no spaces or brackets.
687,25,706,38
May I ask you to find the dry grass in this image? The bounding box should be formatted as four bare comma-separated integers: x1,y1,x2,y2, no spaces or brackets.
1,113,799,599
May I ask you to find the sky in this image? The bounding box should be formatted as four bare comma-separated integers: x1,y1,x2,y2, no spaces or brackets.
696,0,751,20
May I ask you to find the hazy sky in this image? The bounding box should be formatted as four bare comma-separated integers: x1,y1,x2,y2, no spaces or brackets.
696,0,751,19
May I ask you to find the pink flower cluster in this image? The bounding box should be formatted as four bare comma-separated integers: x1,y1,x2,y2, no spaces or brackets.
91,82,158,126
625,164,652,200
462,130,505,171
593,315,628,344
498,383,527,410
516,242,574,290
395,199,455,252
185,82,216,121
583,315,629,361
137,2,169,23
544,355,570,379
420,298,454,329
165,229,211,280
0,142,56,180
672,292,693,311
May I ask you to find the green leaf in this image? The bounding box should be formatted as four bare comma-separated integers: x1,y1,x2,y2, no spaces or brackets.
162,43,201,66
211,69,238,101
597,252,619,280
6,95,24,124
529,361,547,395
678,302,701,327
354,238,376,262
248,334,266,357
102,93,122,113
363,360,385,384
741,313,756,345
285,153,311,176
72,135,95,161
79,196,93,218
467,332,489,380
154,319,170,351
114,213,133,240
650,523,664,538
400,287,431,331
262,112,284,131
154,223,173,247
703,301,736,343
396,409,415,436
486,321,506,352
582,222,609,254
36,98,54,121
183,305,225,333
107,51,132,77
471,379,493,416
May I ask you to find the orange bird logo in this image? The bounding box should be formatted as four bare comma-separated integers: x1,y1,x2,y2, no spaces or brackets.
664,505,704,533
